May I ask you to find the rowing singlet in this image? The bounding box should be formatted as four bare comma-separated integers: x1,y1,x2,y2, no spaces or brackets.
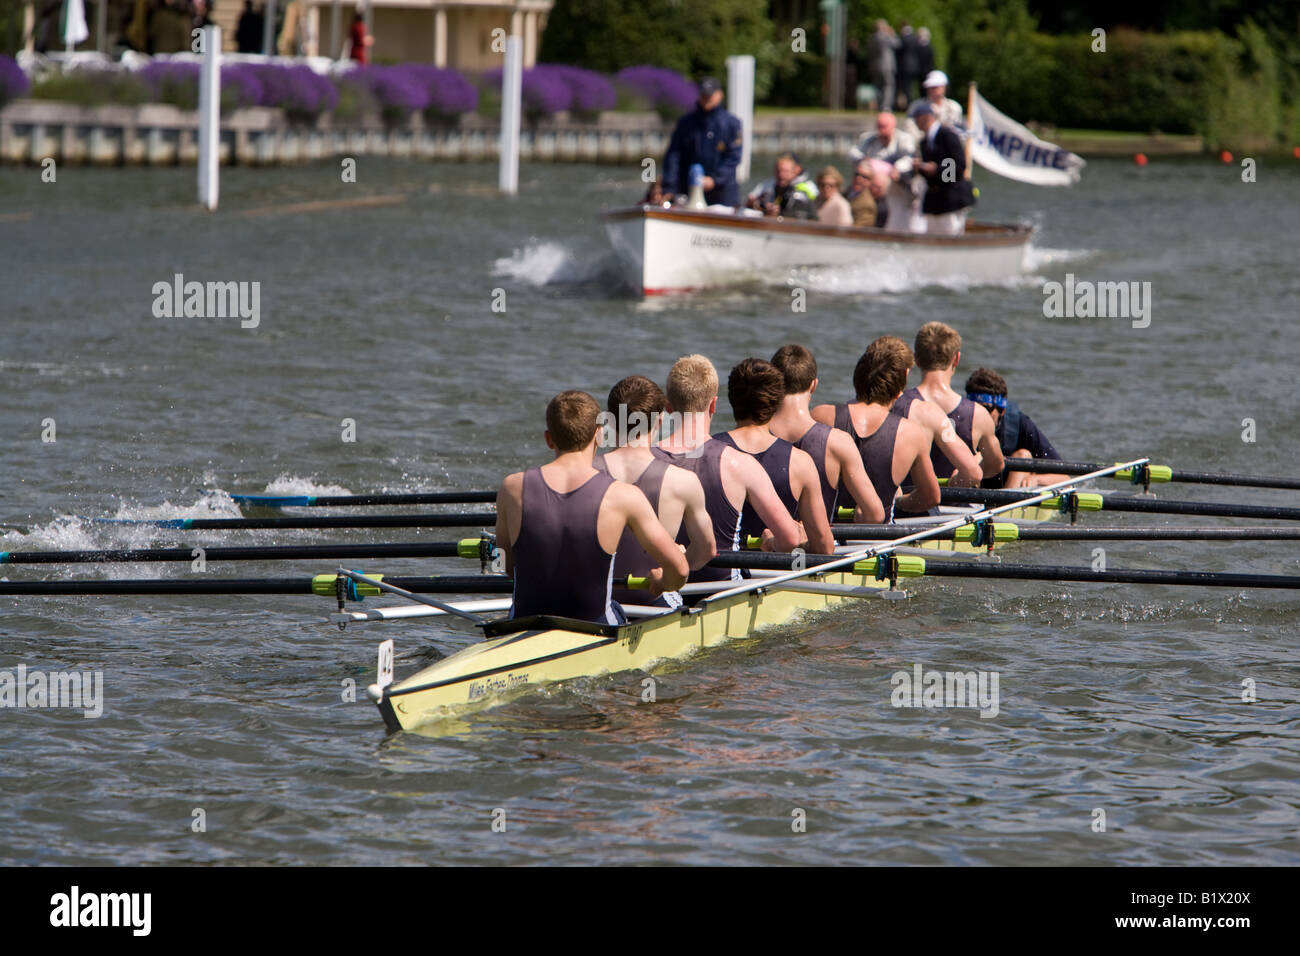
833,402,901,522
927,392,976,479
509,467,622,624
892,388,919,419
652,441,741,582
594,455,682,608
711,432,799,539
793,422,837,527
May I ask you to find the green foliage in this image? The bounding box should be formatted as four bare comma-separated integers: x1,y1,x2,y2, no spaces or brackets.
30,71,150,108
539,0,776,98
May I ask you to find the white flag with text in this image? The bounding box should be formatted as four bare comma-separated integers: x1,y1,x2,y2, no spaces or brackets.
969,90,1085,186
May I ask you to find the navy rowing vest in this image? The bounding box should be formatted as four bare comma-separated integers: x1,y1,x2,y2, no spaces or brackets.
833,402,901,522
594,454,676,607
510,467,621,624
793,422,837,527
712,431,798,539
652,441,741,583
923,390,976,479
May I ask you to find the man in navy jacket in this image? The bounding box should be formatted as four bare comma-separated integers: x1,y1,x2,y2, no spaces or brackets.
661,77,744,208
911,101,975,235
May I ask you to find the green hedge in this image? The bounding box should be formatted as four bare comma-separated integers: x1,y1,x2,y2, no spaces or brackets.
946,24,1297,149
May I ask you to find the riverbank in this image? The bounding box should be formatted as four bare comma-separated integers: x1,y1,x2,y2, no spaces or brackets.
0,97,1210,166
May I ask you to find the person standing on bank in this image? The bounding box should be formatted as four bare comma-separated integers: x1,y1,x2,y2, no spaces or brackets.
911,101,975,236
660,77,744,208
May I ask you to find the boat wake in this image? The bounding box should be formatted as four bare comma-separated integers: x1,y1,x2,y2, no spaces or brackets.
492,239,631,292
779,243,1095,297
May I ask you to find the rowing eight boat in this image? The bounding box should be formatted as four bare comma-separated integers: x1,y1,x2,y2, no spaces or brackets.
368,500,1060,732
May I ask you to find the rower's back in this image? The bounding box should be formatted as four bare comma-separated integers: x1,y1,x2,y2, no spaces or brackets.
595,453,680,606
510,466,621,624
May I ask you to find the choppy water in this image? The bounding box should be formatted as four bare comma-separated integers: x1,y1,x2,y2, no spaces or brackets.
1,154,1298,865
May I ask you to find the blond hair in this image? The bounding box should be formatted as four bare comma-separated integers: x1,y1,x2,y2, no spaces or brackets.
665,354,718,413
914,321,962,371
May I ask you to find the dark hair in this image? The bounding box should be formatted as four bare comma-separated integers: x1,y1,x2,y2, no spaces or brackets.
545,390,601,452
852,336,913,405
607,374,667,419
727,358,787,424
964,367,1008,398
770,344,818,395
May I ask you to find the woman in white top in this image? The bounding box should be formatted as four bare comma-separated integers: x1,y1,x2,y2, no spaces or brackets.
814,166,853,226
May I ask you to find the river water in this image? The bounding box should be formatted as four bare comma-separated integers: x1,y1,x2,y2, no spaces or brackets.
1,153,1297,865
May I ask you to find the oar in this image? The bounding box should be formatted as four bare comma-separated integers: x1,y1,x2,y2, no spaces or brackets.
0,539,491,565
222,490,497,508
704,550,1300,590
939,487,1300,522
84,512,498,530
699,459,1150,606
829,524,1300,542
1000,458,1300,491
335,568,492,626
0,574,511,596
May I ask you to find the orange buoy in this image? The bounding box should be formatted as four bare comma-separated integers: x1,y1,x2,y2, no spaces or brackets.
1219,150,1233,163
1293,146,1300,159
1134,153,1148,166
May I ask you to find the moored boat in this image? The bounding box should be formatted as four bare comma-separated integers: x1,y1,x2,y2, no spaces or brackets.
602,205,1034,295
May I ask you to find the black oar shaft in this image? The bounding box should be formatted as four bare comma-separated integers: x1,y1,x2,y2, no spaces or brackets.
105,512,498,530
0,575,511,596
236,491,498,507
940,488,1300,522
921,561,1300,590
0,542,469,565
1004,458,1300,490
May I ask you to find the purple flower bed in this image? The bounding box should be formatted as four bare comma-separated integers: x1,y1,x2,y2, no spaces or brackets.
396,64,478,119
546,65,616,115
243,63,338,120
0,55,29,107
340,65,431,123
616,65,697,116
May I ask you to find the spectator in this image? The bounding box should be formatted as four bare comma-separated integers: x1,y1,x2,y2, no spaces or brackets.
865,20,898,113
815,166,852,226
746,152,818,220
896,21,921,108
916,28,935,82
904,69,964,137
660,77,744,208
845,160,878,228
235,1,264,52
849,112,917,230
911,101,974,235
347,8,371,63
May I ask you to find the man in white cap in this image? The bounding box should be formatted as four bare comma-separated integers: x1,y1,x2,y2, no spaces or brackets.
903,69,964,138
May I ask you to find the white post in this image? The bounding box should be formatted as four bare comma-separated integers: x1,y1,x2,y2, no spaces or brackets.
498,34,522,194
198,25,221,211
330,0,341,58
726,54,754,186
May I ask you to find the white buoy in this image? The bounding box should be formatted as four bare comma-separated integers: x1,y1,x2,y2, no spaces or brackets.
726,55,754,186
498,35,522,195
197,24,221,211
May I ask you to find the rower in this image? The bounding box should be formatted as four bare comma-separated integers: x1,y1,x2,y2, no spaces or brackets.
712,358,835,554
964,366,1068,489
495,390,688,623
653,354,802,581
597,374,717,607
894,322,1004,487
768,344,886,526
811,335,939,521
